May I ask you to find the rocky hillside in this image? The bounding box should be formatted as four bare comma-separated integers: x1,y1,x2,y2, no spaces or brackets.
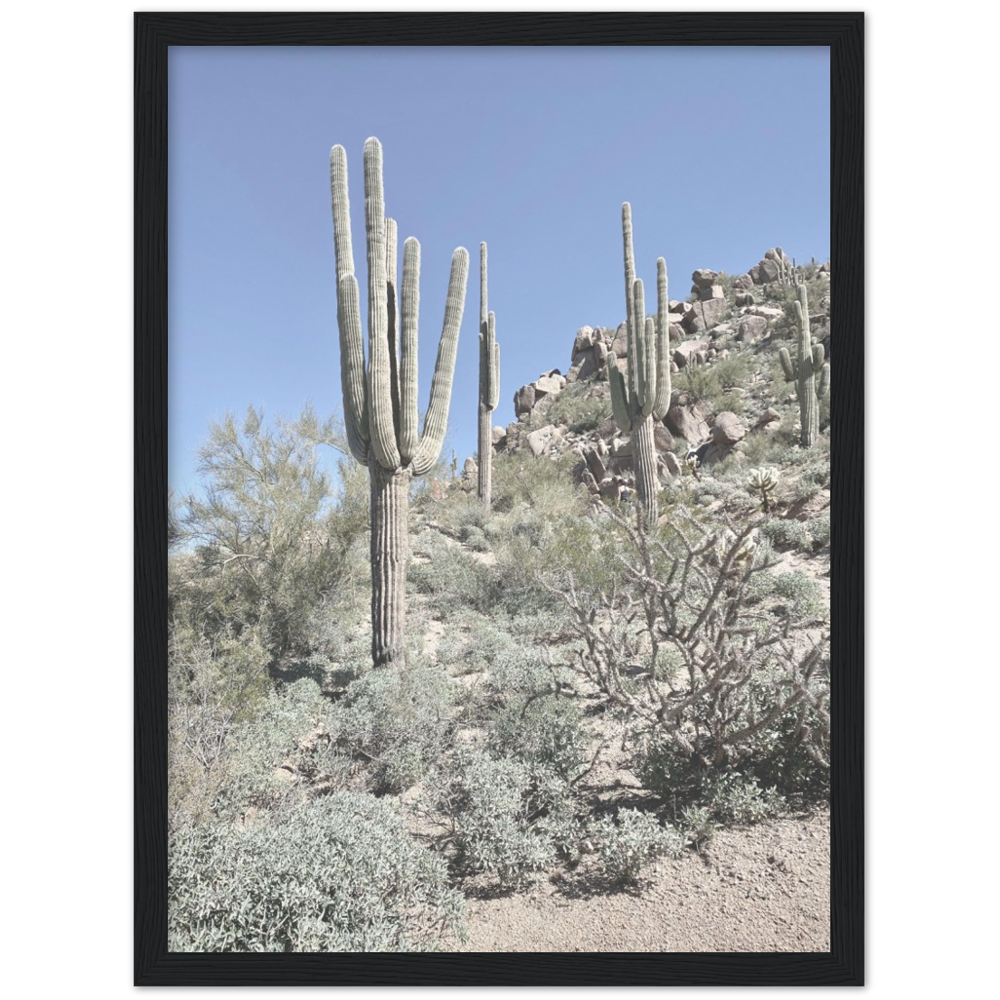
466,249,831,507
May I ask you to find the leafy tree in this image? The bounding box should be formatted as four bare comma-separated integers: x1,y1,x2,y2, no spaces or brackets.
170,405,367,661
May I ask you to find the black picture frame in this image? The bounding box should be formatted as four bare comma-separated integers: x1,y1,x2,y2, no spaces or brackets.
136,11,863,986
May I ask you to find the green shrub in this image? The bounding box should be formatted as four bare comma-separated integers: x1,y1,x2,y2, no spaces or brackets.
326,665,455,794
525,381,611,434
488,694,586,781
595,809,685,883
759,517,812,551
168,794,464,952
806,512,831,549
701,773,785,824
432,749,582,886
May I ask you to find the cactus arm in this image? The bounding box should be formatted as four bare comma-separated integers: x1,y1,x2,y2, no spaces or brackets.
817,362,830,399
622,202,635,334
363,137,401,469
778,346,797,382
330,145,369,464
653,257,671,419
629,277,646,403
411,246,469,476
487,313,500,410
385,216,402,437
336,274,370,465
812,342,825,373
329,145,356,286
641,317,657,418
608,357,633,433
797,283,810,331
398,237,420,462
479,242,488,336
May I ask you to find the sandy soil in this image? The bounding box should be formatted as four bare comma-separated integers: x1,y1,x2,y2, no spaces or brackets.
451,808,830,953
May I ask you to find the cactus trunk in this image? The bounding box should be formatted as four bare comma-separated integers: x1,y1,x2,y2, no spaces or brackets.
631,414,658,527
478,403,492,509
369,453,411,667
477,243,499,508
798,367,820,448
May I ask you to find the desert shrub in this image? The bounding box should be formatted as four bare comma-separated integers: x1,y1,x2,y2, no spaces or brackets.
679,352,750,413
759,516,812,551
772,571,828,621
209,678,329,822
700,773,785,824
325,665,455,794
806,512,831,549
168,794,464,952
167,625,273,829
679,805,716,848
461,524,490,552
559,507,830,799
408,531,496,612
527,381,612,434
595,809,685,883
432,749,582,886
488,694,587,781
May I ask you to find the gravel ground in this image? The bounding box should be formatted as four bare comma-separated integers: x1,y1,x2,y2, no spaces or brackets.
451,808,829,953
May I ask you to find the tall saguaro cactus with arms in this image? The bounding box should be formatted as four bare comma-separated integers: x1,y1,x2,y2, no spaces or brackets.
607,202,672,527
478,243,500,507
779,282,829,448
330,137,469,666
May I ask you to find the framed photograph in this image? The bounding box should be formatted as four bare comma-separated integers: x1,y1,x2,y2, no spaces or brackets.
137,12,862,985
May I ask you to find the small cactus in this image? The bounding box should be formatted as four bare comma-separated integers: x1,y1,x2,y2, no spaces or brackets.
778,283,829,447
747,467,780,513
607,203,671,526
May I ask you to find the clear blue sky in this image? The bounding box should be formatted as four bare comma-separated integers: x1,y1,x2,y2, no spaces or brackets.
169,45,829,496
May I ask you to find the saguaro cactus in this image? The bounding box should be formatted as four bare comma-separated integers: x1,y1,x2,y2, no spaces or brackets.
607,202,671,526
478,243,500,508
330,137,469,666
779,282,829,448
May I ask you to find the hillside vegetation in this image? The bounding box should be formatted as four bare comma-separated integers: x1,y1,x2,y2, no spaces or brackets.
167,252,832,953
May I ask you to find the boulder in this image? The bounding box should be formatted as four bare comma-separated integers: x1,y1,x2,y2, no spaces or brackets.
610,322,629,358
573,326,595,353
665,392,713,444
669,322,686,343
736,316,769,344
683,296,728,334
757,258,780,283
572,347,596,381
492,425,507,445
751,305,784,321
584,448,607,483
700,284,725,300
513,384,535,418
534,375,563,396
734,291,755,308
756,407,781,428
749,265,762,284
732,273,754,291
526,424,563,458
653,422,675,453
711,412,747,446
673,338,710,368
691,268,718,290
661,451,681,477
580,470,599,494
